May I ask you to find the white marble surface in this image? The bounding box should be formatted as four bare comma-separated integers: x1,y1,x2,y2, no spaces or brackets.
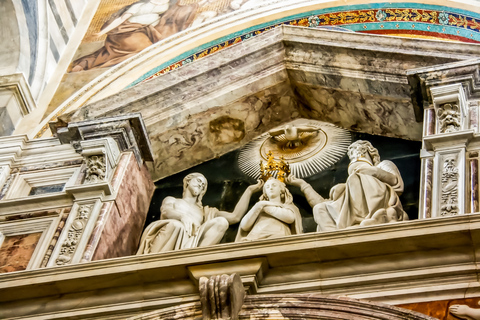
2,214,480,319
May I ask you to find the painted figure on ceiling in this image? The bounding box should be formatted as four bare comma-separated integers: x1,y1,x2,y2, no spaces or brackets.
236,178,302,242
71,0,199,72
137,172,263,254
288,140,408,231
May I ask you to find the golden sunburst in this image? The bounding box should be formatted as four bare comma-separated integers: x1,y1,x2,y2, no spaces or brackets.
238,119,351,179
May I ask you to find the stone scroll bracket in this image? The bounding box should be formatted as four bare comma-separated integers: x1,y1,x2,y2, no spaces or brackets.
188,258,268,295
199,273,245,320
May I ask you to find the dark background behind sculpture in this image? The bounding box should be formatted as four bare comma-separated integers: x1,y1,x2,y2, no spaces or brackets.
145,132,421,243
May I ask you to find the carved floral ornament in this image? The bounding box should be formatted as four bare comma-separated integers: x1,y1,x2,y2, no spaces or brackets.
441,155,459,216
56,204,92,265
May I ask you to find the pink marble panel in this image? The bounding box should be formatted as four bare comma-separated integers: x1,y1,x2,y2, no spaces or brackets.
0,233,42,273
92,152,154,260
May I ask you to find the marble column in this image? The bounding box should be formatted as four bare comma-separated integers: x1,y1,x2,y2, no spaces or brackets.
420,157,434,219
470,153,479,213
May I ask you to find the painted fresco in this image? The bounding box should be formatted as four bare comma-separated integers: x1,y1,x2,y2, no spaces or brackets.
44,2,480,130
69,0,262,72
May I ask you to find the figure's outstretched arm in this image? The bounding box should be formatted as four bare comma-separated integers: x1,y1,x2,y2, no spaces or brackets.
286,175,324,208
217,180,264,224
263,205,296,224
355,166,398,186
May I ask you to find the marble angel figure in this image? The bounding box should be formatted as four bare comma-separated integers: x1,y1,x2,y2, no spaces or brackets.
236,178,303,242
137,173,263,254
287,140,408,231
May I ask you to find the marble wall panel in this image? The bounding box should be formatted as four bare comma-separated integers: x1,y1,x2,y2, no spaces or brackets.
149,81,301,180
92,153,154,260
0,232,42,273
293,84,423,141
398,297,480,320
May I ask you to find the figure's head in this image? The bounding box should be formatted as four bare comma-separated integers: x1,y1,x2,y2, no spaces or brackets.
438,104,461,133
347,140,380,165
183,173,207,206
260,178,293,204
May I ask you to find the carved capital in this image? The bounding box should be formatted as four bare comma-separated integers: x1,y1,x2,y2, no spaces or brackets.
199,273,245,320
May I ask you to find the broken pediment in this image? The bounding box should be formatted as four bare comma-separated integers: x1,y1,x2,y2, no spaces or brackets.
59,26,480,181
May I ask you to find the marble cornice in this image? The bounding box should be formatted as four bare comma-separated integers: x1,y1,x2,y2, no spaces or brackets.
2,214,480,320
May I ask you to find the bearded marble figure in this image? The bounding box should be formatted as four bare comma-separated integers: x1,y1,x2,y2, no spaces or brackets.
137,173,262,254
236,178,302,242
288,140,408,231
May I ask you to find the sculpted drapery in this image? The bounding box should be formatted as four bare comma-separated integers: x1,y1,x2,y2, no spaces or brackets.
137,173,262,254
289,140,408,231
236,178,302,242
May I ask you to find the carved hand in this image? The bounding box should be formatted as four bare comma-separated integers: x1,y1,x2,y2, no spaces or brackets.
181,217,196,237
286,175,306,188
247,179,264,193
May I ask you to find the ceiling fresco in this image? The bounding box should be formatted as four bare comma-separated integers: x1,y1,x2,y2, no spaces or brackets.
40,1,480,139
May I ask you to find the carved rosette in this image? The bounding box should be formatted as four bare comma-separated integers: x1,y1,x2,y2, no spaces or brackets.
56,205,92,265
437,103,461,134
84,155,106,183
441,156,459,216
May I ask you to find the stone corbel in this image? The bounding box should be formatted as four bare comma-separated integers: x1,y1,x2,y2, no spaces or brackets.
51,113,153,166
199,273,245,320
188,258,268,294
430,83,468,135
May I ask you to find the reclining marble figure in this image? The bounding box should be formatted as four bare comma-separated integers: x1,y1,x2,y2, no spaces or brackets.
287,140,408,231
236,178,302,242
137,173,263,254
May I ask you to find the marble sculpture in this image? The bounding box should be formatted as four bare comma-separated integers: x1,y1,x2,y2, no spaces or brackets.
450,303,480,320
289,140,408,231
236,178,302,242
137,172,262,254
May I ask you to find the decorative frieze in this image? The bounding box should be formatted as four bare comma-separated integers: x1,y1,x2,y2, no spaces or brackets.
440,155,459,216
56,205,92,265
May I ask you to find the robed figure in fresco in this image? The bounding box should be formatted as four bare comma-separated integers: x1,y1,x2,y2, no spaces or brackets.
236,178,303,242
289,140,408,231
137,173,263,254
71,0,199,72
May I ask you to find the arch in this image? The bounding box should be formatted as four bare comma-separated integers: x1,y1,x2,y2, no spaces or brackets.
127,294,436,319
